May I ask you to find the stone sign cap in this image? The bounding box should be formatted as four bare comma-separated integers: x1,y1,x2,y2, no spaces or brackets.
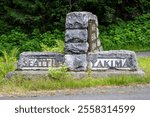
17,52,64,70
65,12,98,29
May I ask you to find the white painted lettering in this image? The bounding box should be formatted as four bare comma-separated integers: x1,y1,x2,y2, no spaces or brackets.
92,59,127,69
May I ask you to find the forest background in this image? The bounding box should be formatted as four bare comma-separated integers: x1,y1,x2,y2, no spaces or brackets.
0,0,149,56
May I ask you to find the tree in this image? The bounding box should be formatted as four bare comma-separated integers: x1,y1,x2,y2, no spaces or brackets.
0,0,149,33
3,0,69,33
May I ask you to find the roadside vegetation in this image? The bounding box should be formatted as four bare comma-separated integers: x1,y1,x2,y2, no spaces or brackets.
0,55,150,94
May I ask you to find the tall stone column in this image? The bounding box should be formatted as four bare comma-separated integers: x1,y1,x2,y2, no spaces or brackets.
64,12,102,71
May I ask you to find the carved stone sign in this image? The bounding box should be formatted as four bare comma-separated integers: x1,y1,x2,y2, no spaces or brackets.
21,58,56,68
91,59,127,70
88,50,138,71
17,52,64,70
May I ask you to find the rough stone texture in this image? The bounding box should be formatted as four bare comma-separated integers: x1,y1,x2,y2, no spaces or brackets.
65,12,98,29
65,29,88,43
69,70,145,79
17,52,64,70
97,40,103,52
6,71,49,79
95,29,103,52
65,54,87,71
65,43,89,54
88,50,138,71
64,11,103,55
6,69,145,79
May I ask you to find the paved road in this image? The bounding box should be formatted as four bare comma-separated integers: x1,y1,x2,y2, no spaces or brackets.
0,51,150,100
136,51,150,57
1,84,150,100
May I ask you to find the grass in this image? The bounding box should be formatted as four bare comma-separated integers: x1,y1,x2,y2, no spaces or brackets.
0,57,150,94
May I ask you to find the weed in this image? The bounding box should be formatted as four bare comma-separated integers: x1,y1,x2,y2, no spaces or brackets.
48,64,71,81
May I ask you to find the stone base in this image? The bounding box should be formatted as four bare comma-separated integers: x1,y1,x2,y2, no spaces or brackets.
6,69,145,79
6,71,49,79
69,69,145,79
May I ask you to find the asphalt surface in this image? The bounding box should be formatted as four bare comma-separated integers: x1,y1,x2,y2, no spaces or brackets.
0,51,150,100
1,85,150,100
136,51,150,57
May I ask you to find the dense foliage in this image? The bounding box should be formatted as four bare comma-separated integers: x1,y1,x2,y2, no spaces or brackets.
0,29,64,55
0,0,149,55
100,13,150,51
0,0,149,33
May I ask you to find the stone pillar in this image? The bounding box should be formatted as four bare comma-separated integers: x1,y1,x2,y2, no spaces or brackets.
64,12,102,71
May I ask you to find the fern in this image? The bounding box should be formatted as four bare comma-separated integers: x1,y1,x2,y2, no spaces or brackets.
0,48,18,78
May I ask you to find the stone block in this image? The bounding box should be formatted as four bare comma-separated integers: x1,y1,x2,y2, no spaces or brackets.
17,52,64,70
65,12,98,29
69,70,145,79
88,50,138,71
65,29,88,43
65,54,87,71
6,69,145,79
65,43,89,54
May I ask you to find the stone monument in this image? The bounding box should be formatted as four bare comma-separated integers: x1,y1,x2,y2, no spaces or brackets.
6,11,144,78
65,12,102,71
18,52,64,70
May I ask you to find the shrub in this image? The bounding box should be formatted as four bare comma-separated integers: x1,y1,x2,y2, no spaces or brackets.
41,40,64,53
0,29,64,55
100,13,150,51
0,29,28,55
40,30,64,46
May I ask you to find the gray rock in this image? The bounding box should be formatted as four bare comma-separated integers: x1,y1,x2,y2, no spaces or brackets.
65,54,87,71
66,12,98,29
65,29,88,43
6,71,49,79
65,43,89,54
18,52,64,70
6,69,145,79
88,50,138,71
